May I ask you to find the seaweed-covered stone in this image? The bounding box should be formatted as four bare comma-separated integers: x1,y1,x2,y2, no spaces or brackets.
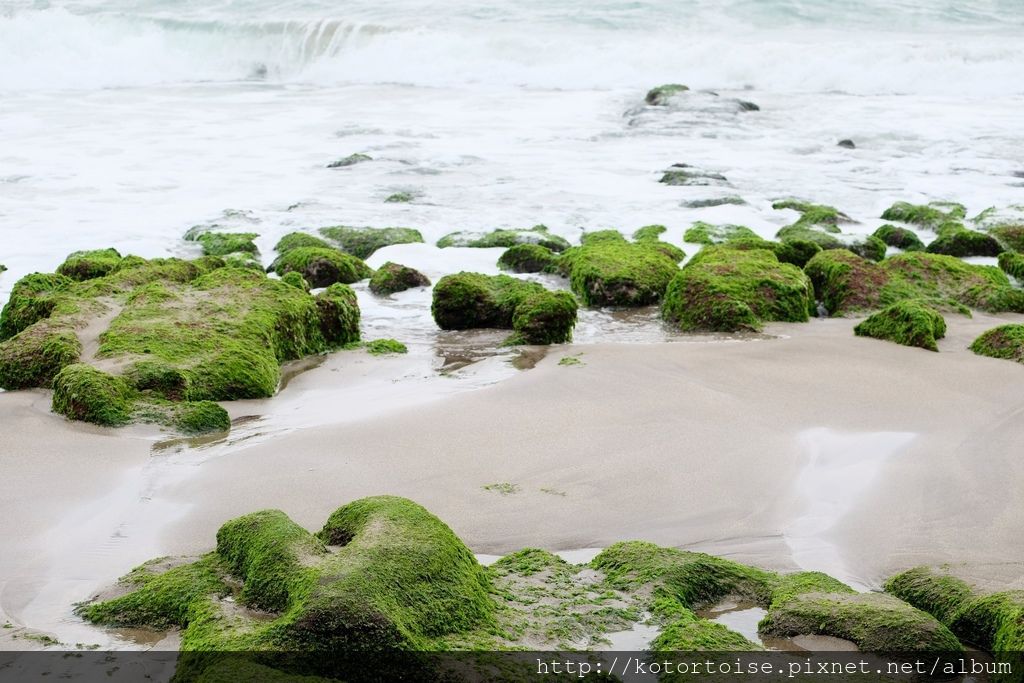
683,222,758,245
271,247,372,287
998,252,1024,281
319,226,424,259
805,250,1024,316
659,165,727,187
874,224,925,251
848,235,888,262
0,272,76,340
772,199,851,229
273,232,333,254
854,301,947,352
775,225,845,249
759,591,962,652
436,225,570,252
580,229,627,245
280,271,310,292
974,206,1024,251
384,191,414,203
886,566,1024,656
80,496,495,658
0,324,81,390
631,225,686,262
56,248,124,281
326,153,371,168
557,241,679,307
194,232,259,257
927,229,1005,257
363,338,408,355
314,284,361,348
682,196,745,208
431,273,576,344
662,246,814,332
497,244,557,273
881,200,966,229
727,237,823,269
969,324,1024,364
368,262,430,295
171,400,231,434
645,83,689,105
51,363,135,426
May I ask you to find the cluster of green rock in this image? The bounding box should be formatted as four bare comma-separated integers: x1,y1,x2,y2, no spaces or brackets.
879,200,1008,257
0,249,361,432
77,496,1013,682
436,224,571,252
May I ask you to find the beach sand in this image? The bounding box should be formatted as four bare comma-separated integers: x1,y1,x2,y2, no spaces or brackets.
2,313,1023,645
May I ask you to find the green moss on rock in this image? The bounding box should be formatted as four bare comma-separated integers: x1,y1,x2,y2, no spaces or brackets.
510,291,577,344
989,224,1024,252
998,252,1024,281
368,262,430,295
854,301,947,352
51,363,135,426
315,284,361,347
849,235,888,262
363,338,408,354
881,200,966,229
326,153,371,168
194,233,259,257
319,226,424,259
280,271,311,292
775,225,845,250
0,323,82,389
497,244,557,273
273,232,333,254
436,225,571,252
662,246,814,332
57,248,124,281
874,224,925,251
557,241,679,307
271,247,372,288
772,200,850,229
684,222,757,245
927,229,1005,257
645,83,689,105
172,401,231,434
0,272,75,340
969,324,1024,364
384,191,414,203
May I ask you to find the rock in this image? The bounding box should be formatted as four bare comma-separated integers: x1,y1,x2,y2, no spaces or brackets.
659,164,728,186
683,221,758,245
56,248,124,281
969,324,1024,365
998,252,1024,281
51,363,135,426
436,225,570,252
881,200,966,230
273,232,333,254
725,237,824,269
368,262,430,295
847,234,888,262
873,224,925,252
926,229,1004,257
645,83,689,105
384,191,415,203
555,240,679,307
854,301,947,351
326,153,371,168
837,139,856,149
661,246,814,332
191,232,259,258
632,225,686,262
681,195,746,208
271,247,372,287
738,100,760,112
431,273,576,344
496,244,557,274
319,226,424,259
279,271,311,292
972,205,1024,251
363,338,408,355
772,199,852,230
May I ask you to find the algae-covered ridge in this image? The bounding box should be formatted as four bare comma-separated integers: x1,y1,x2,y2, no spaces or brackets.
0,250,362,432
77,496,981,683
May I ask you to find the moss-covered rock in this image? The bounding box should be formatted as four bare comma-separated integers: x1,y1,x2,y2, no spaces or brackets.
760,591,962,652
556,241,679,307
682,195,746,208
969,324,1024,364
881,200,966,229
271,247,372,287
772,199,851,229
0,323,82,390
280,271,311,292
873,224,925,251
319,226,424,259
273,232,333,254
854,301,947,351
368,262,430,295
51,363,135,426
496,244,557,273
990,225,1024,252
326,153,371,168
193,232,259,258
172,400,231,434
805,249,1024,316
726,237,824,269
631,225,686,262
886,566,1024,659
645,83,689,105
384,191,414,203
998,252,1024,281
662,246,814,332
927,229,1005,257
848,235,888,262
0,272,76,340
314,284,361,348
683,222,758,245
436,225,571,252
659,165,727,187
775,225,846,249
431,273,576,344
56,248,124,281
363,338,408,355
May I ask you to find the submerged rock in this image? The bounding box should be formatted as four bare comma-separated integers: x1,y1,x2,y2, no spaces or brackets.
186,231,260,258
327,152,372,168
773,199,852,231
436,225,571,252
973,205,1024,251
847,234,888,262
431,272,576,344
837,139,856,149
854,301,947,352
881,200,966,230
873,224,925,252
926,229,1004,258
368,261,430,295
659,164,728,187
683,221,758,245
969,324,1024,365
320,225,424,259
725,236,823,269
661,245,814,332
644,83,689,105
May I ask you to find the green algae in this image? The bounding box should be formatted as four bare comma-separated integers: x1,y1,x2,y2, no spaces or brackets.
683,222,758,245
437,225,571,252
881,201,966,229
873,225,925,252
497,244,557,273
969,324,1024,364
326,153,371,168
271,247,372,287
854,301,947,352
363,338,408,355
645,83,689,105
193,233,259,257
57,248,124,281
319,226,424,259
998,251,1024,280
367,261,430,295
927,229,1005,257
556,241,679,307
51,363,135,426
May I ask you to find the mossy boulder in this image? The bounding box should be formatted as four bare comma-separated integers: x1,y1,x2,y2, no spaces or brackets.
886,566,1024,660
662,246,814,332
171,400,231,434
363,338,408,355
556,240,679,307
51,363,135,426
848,235,888,262
436,225,570,252
273,232,333,254
56,248,124,281
990,225,1024,252
854,301,947,352
927,229,1004,257
726,237,823,269
496,244,557,273
772,199,851,229
998,252,1024,280
759,591,962,652
969,324,1024,364
0,272,76,340
881,200,966,229
280,271,311,292
0,323,81,390
384,191,414,203
326,153,371,168
271,247,372,287
631,225,686,262
684,222,758,245
189,232,259,258
431,273,576,344
805,250,1024,316
319,226,424,259
80,496,495,661
368,262,430,295
659,165,727,187
775,225,845,249
645,83,689,105
873,224,925,251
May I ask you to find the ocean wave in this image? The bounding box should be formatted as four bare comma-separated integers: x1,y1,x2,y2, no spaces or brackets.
2,3,1023,95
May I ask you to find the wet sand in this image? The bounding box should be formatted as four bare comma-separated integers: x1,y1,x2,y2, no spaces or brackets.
2,313,1024,645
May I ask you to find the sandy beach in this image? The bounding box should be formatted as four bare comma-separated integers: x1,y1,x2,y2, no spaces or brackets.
3,312,1023,647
